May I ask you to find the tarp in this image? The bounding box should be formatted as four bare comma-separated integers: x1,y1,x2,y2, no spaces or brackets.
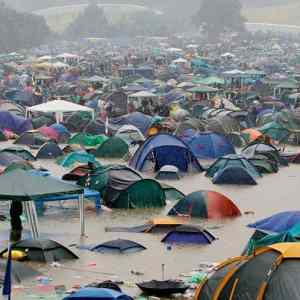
0,169,83,201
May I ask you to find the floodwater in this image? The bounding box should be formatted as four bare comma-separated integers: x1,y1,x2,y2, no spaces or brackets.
0,141,300,299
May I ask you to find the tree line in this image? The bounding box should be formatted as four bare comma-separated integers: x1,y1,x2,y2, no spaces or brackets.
0,0,246,52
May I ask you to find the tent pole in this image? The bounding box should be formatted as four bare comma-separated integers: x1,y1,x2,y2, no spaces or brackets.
30,201,40,239
79,194,85,237
24,202,36,239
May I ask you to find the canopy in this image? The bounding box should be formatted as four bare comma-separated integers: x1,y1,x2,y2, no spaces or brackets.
0,169,83,201
26,100,94,123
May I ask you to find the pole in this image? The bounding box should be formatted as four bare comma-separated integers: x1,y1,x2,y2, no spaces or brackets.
30,201,39,239
24,202,36,239
161,264,165,281
79,194,85,237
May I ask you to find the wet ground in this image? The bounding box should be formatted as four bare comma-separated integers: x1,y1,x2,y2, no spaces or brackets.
0,141,299,299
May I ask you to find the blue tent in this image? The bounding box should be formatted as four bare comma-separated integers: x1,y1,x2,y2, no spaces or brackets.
50,123,70,135
36,142,63,159
212,166,257,185
186,132,235,159
248,211,300,233
161,225,216,245
130,134,203,172
0,111,32,134
111,112,153,135
63,288,133,300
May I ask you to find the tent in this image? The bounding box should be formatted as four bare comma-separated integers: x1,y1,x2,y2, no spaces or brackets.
68,133,108,148
110,112,153,135
168,190,241,218
26,100,94,123
155,165,180,180
248,211,300,233
0,111,32,134
242,128,263,143
130,134,203,172
185,132,235,159
244,223,300,255
14,130,49,146
57,151,98,168
161,225,216,245
212,166,258,185
116,125,145,144
40,124,70,143
248,155,279,174
63,288,133,300
36,142,63,159
95,137,129,158
259,121,290,142
0,129,7,141
64,112,93,132
90,239,146,254
195,243,300,300
0,239,78,262
0,147,35,161
206,115,240,135
206,154,260,178
104,178,166,209
0,152,27,167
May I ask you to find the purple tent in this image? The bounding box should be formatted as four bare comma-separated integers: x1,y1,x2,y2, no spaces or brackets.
0,111,32,134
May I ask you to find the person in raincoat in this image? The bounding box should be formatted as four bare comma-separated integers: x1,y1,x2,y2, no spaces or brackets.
10,201,23,242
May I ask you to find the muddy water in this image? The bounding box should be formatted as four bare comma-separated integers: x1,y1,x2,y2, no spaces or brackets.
0,141,300,299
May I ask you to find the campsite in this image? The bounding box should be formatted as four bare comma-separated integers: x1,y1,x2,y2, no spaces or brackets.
1,2,300,299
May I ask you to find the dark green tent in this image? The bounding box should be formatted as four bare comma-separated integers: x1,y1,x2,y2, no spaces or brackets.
68,133,108,148
0,147,36,161
95,137,129,158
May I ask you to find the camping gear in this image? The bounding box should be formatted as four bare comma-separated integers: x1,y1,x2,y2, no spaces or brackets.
36,142,63,159
185,132,235,159
94,137,129,158
206,154,261,178
161,225,216,244
136,280,189,296
90,239,146,254
212,166,258,185
248,211,300,233
57,151,99,168
63,288,133,300
155,165,180,180
14,130,49,146
195,243,300,300
130,133,203,172
168,190,241,218
0,239,79,263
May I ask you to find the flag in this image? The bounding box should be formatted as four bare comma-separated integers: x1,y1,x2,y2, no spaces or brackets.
2,246,12,300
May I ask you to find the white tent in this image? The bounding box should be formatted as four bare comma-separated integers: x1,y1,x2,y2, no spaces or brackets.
26,100,94,123
129,91,157,98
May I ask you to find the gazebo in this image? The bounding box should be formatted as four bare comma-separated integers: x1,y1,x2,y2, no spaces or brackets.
26,100,95,123
0,169,86,238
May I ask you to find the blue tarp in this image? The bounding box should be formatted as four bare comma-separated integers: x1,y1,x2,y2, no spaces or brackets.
186,132,235,159
248,211,300,233
0,111,32,134
130,134,203,172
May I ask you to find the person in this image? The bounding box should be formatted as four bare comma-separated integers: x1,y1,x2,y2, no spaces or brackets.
10,201,23,242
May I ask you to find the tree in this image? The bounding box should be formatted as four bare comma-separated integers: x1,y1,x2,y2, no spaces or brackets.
193,0,246,40
64,1,111,39
0,2,50,52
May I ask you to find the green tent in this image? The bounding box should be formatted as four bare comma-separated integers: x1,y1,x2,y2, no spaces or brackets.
95,137,129,158
0,169,83,201
57,151,99,168
0,147,36,161
194,76,225,86
108,179,166,209
245,223,300,255
259,121,290,142
4,162,34,173
68,133,108,148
